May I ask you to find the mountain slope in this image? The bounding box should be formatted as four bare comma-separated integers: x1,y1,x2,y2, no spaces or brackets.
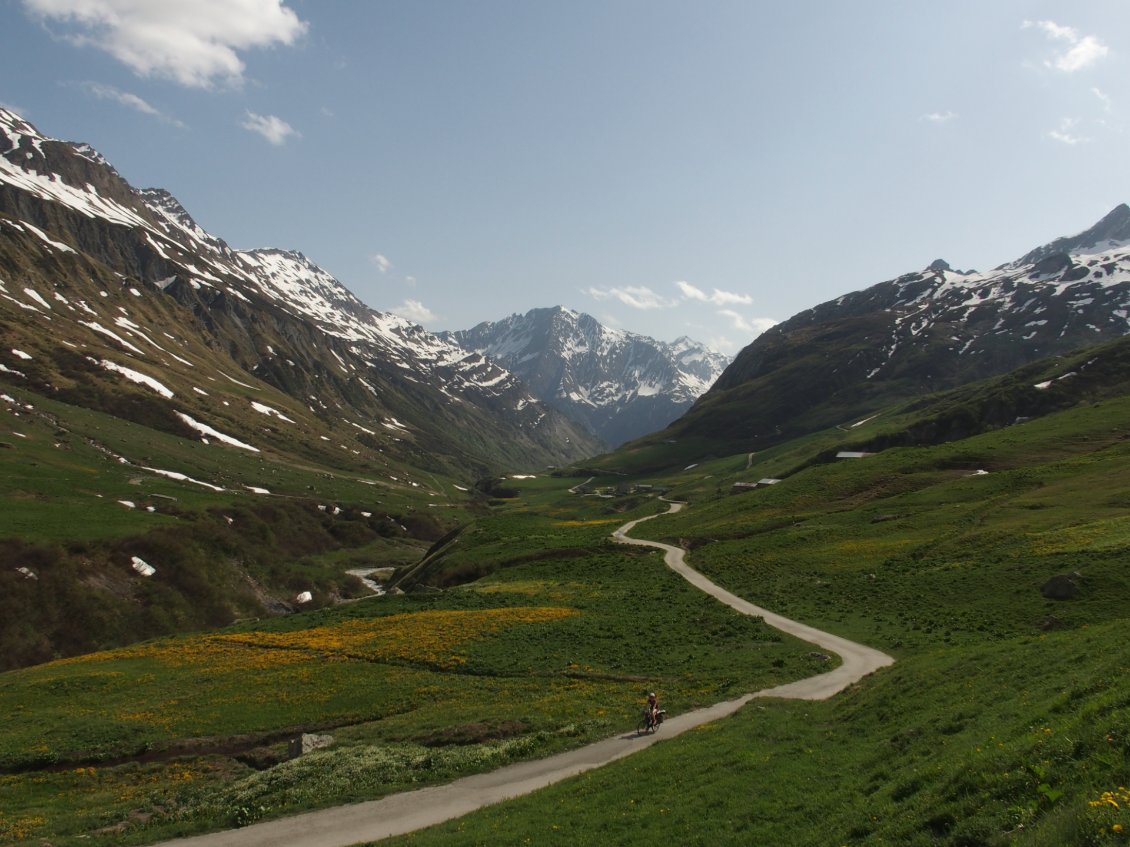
0,108,601,476
649,204,1130,456
0,107,599,666
449,307,729,446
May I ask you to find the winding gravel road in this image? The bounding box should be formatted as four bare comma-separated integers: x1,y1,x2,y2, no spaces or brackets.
149,502,893,847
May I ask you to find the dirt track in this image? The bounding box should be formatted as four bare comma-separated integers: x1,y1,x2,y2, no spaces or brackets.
149,502,893,847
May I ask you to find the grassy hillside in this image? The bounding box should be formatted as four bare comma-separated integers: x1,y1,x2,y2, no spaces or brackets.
0,384,467,668
0,484,825,845
609,333,1130,476
374,381,1130,845
4,344,1130,845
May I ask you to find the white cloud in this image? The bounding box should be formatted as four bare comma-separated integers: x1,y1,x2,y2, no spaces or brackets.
405,276,417,288
241,111,299,145
921,111,957,124
719,309,777,336
1023,19,1077,42
675,280,753,306
708,335,739,355
584,285,677,310
24,0,307,89
392,299,436,325
78,81,184,126
1047,117,1090,145
1023,19,1109,73
1093,87,1113,113
371,253,392,274
1054,36,1109,72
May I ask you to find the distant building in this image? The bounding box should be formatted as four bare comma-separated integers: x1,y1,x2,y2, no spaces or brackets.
835,451,874,459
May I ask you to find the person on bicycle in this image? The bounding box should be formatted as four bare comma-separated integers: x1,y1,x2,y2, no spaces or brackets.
647,691,660,727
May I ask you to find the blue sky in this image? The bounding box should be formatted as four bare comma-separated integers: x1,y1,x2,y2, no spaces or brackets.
2,1,1128,354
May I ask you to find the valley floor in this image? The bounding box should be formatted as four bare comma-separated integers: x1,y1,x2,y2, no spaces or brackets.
146,503,893,847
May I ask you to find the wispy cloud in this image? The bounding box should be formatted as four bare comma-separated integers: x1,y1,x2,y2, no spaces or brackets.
719,310,777,336
708,335,739,354
78,81,184,127
1093,87,1113,114
1047,117,1090,145
370,253,392,274
1023,19,1109,73
392,299,436,325
23,0,307,89
240,111,299,146
675,280,753,306
1024,19,1077,42
585,285,677,310
921,110,957,124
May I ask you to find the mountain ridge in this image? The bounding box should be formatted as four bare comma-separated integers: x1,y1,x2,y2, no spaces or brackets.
0,107,602,477
447,306,730,446
641,203,1130,458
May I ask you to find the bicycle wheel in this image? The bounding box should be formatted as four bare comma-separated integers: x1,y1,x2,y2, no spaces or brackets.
637,716,652,735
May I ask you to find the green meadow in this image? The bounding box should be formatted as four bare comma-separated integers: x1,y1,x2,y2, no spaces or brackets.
0,489,822,844
375,396,1130,846
3,372,1130,845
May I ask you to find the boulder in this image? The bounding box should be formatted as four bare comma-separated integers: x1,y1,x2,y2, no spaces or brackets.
288,733,334,759
1040,573,1081,600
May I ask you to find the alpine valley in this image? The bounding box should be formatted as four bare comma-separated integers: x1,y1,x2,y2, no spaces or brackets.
5,106,1130,847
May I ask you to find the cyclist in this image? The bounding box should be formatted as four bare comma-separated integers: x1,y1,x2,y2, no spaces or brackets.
646,691,660,728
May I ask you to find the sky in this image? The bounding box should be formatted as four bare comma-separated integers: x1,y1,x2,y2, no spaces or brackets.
2,1,1129,355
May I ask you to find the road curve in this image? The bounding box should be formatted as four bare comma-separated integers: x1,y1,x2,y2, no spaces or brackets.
149,502,893,847
612,502,894,700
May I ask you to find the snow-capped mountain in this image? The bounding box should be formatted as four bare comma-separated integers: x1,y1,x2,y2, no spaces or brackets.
665,204,1130,453
0,108,600,474
448,307,730,446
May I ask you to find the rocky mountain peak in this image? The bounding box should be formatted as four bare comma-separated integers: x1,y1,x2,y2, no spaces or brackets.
448,308,729,446
1015,203,1130,266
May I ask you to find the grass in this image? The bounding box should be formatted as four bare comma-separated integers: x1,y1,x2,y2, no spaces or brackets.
0,386,472,669
380,621,1130,846
0,492,822,844
365,398,1130,846
0,386,460,545
3,376,1130,846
